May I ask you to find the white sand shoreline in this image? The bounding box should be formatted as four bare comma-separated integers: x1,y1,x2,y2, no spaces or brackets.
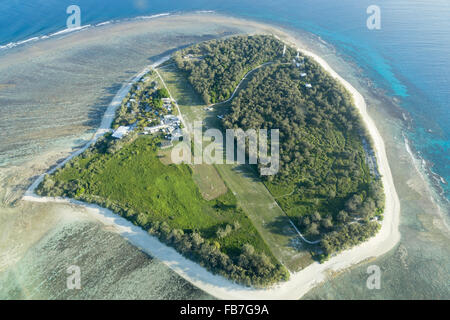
22,56,170,199
21,24,401,299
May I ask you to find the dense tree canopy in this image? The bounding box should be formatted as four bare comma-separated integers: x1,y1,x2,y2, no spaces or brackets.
222,54,384,259
174,34,296,104
176,34,385,259
37,34,386,276
36,135,289,287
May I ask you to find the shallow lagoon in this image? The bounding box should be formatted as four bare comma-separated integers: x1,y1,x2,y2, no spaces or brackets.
0,13,448,299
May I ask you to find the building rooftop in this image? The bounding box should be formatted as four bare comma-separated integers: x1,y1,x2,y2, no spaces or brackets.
159,140,173,149
112,126,130,139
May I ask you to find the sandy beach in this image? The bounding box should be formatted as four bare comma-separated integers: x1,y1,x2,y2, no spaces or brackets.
22,56,170,199
21,16,401,300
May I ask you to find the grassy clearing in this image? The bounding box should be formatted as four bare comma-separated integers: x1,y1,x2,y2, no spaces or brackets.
38,133,293,285
158,139,228,201
157,146,175,165
191,163,228,200
157,65,228,201
158,65,313,271
41,135,275,262
215,164,313,271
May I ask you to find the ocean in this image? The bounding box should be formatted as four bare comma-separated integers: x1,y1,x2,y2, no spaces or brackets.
0,0,448,299
1,0,448,204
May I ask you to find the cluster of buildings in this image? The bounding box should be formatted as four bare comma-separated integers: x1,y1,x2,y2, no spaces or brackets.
112,112,182,143
111,71,186,145
142,95,182,142
112,91,182,144
292,53,313,88
144,113,182,141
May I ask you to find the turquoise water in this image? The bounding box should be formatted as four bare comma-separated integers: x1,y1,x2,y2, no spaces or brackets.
0,1,448,300
1,0,449,204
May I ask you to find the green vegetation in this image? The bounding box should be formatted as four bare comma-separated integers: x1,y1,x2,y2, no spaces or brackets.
157,63,312,271
174,34,296,104
113,71,171,130
223,54,384,260
176,34,385,260
37,34,386,286
37,134,288,287
191,163,228,200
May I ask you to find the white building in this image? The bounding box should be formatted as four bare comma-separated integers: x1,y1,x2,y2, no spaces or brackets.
305,83,312,88
144,124,167,134
112,126,130,139
170,128,183,141
300,73,307,77
163,115,181,125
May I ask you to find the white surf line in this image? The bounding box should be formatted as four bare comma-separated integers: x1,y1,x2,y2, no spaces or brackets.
1,13,174,51
22,55,171,200
21,40,401,300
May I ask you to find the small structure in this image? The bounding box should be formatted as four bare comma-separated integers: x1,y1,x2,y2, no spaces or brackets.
159,140,173,149
170,128,183,141
162,98,172,104
163,115,181,126
166,126,175,134
144,124,167,134
300,73,307,77
112,126,130,139
217,115,224,120
305,83,312,88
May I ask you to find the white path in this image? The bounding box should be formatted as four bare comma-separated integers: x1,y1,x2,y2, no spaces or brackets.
23,55,171,199
22,42,400,299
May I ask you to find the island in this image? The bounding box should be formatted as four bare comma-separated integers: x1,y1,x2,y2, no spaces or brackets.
35,34,385,288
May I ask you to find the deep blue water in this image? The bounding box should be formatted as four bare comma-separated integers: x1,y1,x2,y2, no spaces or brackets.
1,0,449,202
